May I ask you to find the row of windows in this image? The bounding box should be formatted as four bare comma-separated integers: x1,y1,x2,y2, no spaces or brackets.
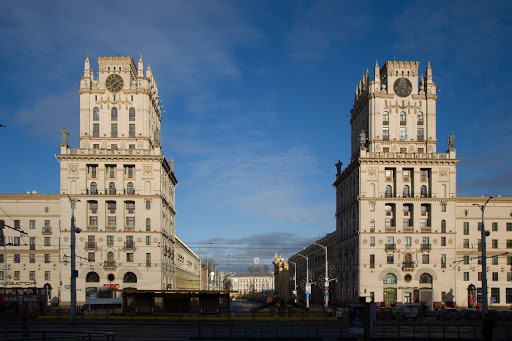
461,239,512,249
92,123,136,137
463,221,512,234
87,251,151,264
0,271,51,281
0,236,52,247
88,183,151,196
382,127,425,141
384,169,430,182
369,236,433,247
372,253,446,266
384,184,429,197
85,235,153,247
5,220,52,230
88,165,136,178
93,107,135,121
89,200,150,211
463,271,512,283
0,253,53,263
382,111,424,125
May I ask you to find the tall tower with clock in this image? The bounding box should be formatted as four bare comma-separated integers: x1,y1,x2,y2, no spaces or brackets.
334,61,459,308
57,56,178,303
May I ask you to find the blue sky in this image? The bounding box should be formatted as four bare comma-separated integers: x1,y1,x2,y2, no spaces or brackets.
1,0,511,270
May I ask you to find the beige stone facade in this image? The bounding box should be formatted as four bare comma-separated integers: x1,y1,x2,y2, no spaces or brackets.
0,56,197,305
227,272,274,295
175,236,200,290
332,61,512,308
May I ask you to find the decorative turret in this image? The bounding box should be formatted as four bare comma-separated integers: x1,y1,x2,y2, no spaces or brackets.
147,64,152,78
138,55,144,77
374,60,380,80
84,55,91,78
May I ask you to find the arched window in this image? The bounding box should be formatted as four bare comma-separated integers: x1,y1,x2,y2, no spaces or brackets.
111,107,118,120
370,220,375,231
109,182,116,195
86,272,99,282
383,273,397,284
146,218,151,231
382,111,389,124
123,272,137,283
90,182,98,195
441,220,446,233
93,107,100,120
385,185,393,198
127,182,134,195
129,107,135,121
420,273,433,284
107,252,114,262
403,185,410,197
421,185,428,197
417,112,424,125
404,254,412,267
400,111,407,124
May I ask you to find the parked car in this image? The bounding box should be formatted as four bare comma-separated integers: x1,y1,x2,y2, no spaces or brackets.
499,310,512,321
486,309,501,320
378,307,396,320
437,308,461,320
460,309,481,320
395,303,422,320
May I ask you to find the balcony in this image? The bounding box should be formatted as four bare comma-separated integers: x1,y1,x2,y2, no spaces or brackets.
420,244,431,251
85,242,98,250
385,227,396,233
124,242,136,251
403,226,414,233
87,189,98,195
385,244,396,251
402,262,415,270
104,261,117,269
42,226,52,235
421,227,432,233
87,225,98,231
105,225,117,231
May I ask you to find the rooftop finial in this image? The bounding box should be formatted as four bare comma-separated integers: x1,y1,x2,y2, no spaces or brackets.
374,60,380,80
84,55,91,77
138,55,144,77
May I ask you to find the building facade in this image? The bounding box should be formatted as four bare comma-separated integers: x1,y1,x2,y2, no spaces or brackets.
0,56,197,305
175,236,200,290
227,272,274,296
333,61,512,308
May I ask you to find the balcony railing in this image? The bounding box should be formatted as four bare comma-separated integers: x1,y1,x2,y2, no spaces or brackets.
85,242,97,250
104,261,117,268
402,261,415,269
385,244,396,251
385,227,396,233
124,242,136,251
42,226,52,235
87,225,98,231
105,225,117,231
420,244,431,251
421,227,432,233
403,226,414,233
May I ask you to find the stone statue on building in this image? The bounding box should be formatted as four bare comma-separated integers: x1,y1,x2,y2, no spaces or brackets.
154,128,161,146
61,127,69,146
169,158,175,172
335,160,343,175
448,132,455,149
359,130,366,149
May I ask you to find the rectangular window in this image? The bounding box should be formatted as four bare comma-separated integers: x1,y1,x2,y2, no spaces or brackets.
126,166,134,178
405,237,412,246
492,239,498,248
126,253,134,262
421,169,428,181
463,256,470,265
146,236,151,245
441,292,446,304
107,235,114,246
491,288,500,304
14,271,20,280
417,128,424,141
126,217,135,226
93,144,99,149
93,123,99,137
88,252,95,262
111,123,118,137
463,239,469,248
29,271,35,281
29,220,35,229
441,237,446,246
45,271,51,281
492,255,499,265
400,127,407,141
30,254,35,263
129,124,136,137
463,222,469,235
89,216,98,226
478,272,482,281
126,202,135,211
492,272,499,281
146,200,151,210
45,237,50,246
370,237,375,246
464,272,469,281
387,237,394,245
108,216,116,226
478,222,483,231
385,169,393,181
382,127,389,140
385,218,392,227
441,204,446,212
508,240,512,248
90,201,98,213
422,254,429,264
129,144,135,150
509,272,512,282
387,254,394,264
13,237,20,246
107,201,116,212
441,254,447,268
507,223,512,231
507,289,512,304
492,222,498,231
44,254,50,263
403,170,410,181
370,254,375,268
403,218,409,227
146,253,151,266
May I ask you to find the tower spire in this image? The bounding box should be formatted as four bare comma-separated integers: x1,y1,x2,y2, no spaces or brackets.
84,55,91,77
374,60,380,80
138,55,144,77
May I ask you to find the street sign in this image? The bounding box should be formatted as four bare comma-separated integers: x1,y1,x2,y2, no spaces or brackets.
324,291,329,296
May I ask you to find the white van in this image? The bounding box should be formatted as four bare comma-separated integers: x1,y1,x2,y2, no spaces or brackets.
395,303,422,320
81,297,123,316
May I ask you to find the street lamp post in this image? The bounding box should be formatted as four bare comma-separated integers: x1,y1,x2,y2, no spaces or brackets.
289,261,297,303
473,196,496,316
297,254,310,309
199,243,213,290
69,197,81,322
314,242,329,310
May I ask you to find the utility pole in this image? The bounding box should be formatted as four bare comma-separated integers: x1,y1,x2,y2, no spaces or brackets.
69,197,81,322
289,261,297,303
314,242,329,310
297,254,310,309
0,220,6,288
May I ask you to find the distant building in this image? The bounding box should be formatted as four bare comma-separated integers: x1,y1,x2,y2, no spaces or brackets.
332,60,512,308
227,272,274,296
0,56,197,304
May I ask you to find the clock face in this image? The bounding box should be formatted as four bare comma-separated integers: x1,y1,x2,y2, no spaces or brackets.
105,73,124,93
393,77,413,97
